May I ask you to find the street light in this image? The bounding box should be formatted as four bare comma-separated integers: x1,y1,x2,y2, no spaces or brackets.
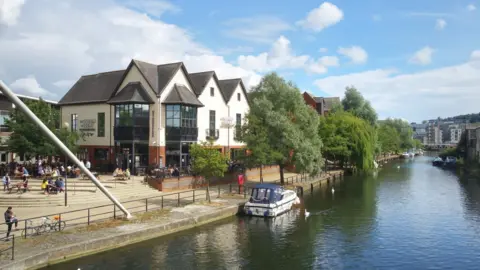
63,122,69,207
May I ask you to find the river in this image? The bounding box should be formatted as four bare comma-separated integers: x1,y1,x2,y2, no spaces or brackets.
45,156,480,269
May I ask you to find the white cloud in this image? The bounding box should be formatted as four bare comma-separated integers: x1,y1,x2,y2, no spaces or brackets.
297,2,344,32
237,36,310,72
314,50,480,121
467,4,476,11
435,19,446,30
409,46,435,65
306,56,340,74
222,16,293,43
0,0,25,26
10,75,52,97
337,46,368,64
319,47,328,53
0,0,265,97
123,0,181,16
471,50,480,60
53,80,75,89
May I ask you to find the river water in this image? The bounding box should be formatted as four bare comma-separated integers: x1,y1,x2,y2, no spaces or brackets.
46,156,480,269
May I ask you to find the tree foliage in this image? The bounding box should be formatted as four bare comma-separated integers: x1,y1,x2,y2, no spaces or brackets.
241,73,323,184
319,111,375,171
379,118,414,150
377,124,401,154
6,98,82,157
341,86,378,126
190,140,229,202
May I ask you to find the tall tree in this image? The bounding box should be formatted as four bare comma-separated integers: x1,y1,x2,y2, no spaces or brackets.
6,98,82,157
319,112,375,171
241,73,323,185
341,86,377,125
190,140,229,203
381,118,414,150
377,124,401,154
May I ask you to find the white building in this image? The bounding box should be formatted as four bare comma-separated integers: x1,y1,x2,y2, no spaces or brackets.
58,59,250,173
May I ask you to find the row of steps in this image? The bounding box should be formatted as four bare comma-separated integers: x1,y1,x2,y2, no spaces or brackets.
0,177,162,207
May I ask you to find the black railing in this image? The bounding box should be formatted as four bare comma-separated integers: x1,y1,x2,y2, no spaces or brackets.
205,129,219,140
0,235,14,260
114,126,149,141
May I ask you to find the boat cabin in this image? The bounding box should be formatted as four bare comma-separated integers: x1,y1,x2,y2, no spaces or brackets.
249,184,284,204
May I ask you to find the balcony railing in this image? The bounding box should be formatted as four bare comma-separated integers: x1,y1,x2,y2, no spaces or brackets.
205,129,219,140
114,126,149,141
166,127,198,141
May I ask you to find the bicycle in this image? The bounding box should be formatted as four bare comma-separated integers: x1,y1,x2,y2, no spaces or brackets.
20,220,44,238
42,216,66,232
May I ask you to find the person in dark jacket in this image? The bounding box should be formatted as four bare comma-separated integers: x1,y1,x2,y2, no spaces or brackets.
4,206,18,239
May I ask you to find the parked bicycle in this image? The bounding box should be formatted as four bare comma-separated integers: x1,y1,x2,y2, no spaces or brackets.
20,216,66,238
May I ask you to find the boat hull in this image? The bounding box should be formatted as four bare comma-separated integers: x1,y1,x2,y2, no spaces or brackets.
244,196,299,217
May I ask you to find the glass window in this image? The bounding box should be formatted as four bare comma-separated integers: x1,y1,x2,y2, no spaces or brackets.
237,93,241,101
151,110,155,138
209,110,216,130
97,112,105,137
236,113,241,126
94,148,109,161
210,87,214,97
71,114,78,131
0,110,10,132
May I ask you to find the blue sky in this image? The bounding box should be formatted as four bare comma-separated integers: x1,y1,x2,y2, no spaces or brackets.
0,0,479,122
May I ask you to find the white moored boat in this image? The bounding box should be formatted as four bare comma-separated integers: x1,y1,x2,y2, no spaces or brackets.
244,184,300,217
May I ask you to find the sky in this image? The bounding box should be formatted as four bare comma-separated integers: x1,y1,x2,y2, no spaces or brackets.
0,0,479,122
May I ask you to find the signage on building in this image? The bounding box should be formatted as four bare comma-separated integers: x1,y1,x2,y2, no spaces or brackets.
220,117,234,128
79,119,96,131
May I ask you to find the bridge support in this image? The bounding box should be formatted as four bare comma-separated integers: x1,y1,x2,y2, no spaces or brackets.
0,80,132,219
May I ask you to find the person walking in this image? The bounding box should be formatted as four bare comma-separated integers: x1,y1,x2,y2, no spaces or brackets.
4,206,18,239
85,159,91,171
2,174,10,192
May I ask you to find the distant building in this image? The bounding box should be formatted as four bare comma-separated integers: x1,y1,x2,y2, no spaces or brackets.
411,122,428,144
302,92,340,116
465,123,480,161
0,93,58,163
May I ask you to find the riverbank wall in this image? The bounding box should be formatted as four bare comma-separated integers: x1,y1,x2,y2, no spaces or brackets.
1,199,247,270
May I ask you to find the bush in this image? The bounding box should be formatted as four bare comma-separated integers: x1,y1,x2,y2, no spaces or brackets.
439,148,458,159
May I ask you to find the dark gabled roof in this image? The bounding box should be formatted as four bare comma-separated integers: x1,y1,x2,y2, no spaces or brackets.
323,97,340,110
58,70,125,105
189,71,214,96
189,71,228,103
313,97,325,103
218,78,249,104
107,82,154,104
162,84,204,107
115,60,195,98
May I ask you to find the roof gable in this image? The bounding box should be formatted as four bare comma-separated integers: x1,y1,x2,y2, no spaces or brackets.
107,82,154,104
59,70,125,105
163,84,204,107
218,79,249,105
189,71,228,103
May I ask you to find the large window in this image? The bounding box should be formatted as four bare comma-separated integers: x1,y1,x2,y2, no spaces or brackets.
209,110,216,130
0,110,10,132
235,113,242,140
115,104,149,126
97,112,105,137
166,105,197,128
94,148,109,161
71,114,78,131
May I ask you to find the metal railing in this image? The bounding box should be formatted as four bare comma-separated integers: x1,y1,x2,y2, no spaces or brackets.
0,235,14,261
0,170,341,260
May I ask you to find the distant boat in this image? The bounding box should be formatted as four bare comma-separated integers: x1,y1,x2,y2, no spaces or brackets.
444,156,457,168
432,157,443,166
401,152,410,159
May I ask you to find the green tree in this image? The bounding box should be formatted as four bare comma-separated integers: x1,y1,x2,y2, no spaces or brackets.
241,73,323,185
319,112,375,171
190,140,229,203
377,124,401,154
341,86,378,126
413,139,423,149
6,98,82,157
381,118,414,150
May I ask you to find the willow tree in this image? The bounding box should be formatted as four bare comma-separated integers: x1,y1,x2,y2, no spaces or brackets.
341,86,378,126
241,73,323,185
319,112,375,171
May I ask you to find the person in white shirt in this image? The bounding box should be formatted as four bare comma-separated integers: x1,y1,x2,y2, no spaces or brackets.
86,160,91,170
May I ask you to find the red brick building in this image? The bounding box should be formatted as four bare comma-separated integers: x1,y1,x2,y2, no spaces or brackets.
302,92,340,116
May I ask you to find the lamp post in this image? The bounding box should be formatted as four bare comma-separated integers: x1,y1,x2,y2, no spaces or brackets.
63,122,69,207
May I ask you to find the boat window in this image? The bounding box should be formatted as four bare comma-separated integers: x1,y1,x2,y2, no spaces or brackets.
251,188,271,200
